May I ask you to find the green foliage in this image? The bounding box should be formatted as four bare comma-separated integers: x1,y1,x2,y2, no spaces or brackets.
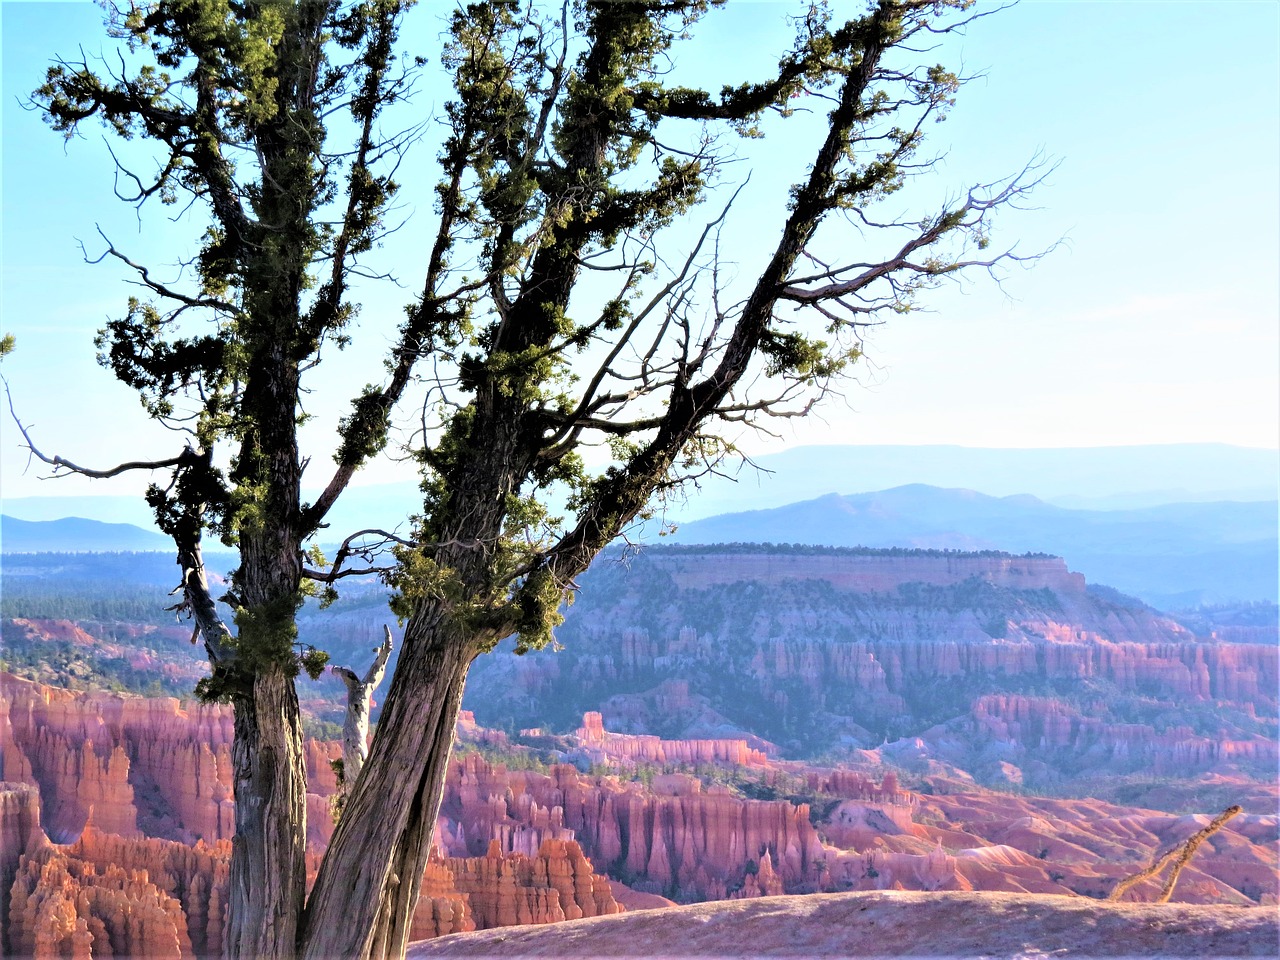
335,386,392,467
30,0,428,713
758,331,859,381
33,0,1030,724
307,719,344,742
299,646,331,680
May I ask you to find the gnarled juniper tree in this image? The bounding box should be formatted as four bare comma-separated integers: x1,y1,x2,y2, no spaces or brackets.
21,1,1045,957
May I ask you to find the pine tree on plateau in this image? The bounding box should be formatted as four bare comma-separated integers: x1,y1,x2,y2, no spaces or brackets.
14,1,1049,957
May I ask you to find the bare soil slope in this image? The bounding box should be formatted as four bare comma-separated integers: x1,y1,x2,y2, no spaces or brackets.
407,890,1278,958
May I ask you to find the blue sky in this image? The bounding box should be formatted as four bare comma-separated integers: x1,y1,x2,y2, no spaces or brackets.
2,0,1277,502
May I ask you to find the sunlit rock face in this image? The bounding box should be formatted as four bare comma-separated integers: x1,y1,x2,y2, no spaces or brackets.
434,752,827,903
0,679,628,956
1,672,234,844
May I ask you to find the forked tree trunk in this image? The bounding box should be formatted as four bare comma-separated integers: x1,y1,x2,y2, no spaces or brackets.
226,666,309,959
300,609,475,960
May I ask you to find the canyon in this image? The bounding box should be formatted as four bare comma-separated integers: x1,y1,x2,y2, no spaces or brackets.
0,676,625,957
2,670,1276,958
1,545,1276,957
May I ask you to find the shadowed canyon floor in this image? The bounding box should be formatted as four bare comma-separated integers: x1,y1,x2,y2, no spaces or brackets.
407,890,1280,958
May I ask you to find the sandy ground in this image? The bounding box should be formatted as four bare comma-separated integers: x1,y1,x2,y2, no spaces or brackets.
406,890,1279,959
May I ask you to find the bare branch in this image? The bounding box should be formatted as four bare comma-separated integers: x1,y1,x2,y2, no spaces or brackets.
86,227,239,313
332,626,395,791
5,379,192,479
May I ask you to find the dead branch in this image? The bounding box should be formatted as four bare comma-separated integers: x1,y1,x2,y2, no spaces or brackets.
85,226,240,314
332,626,395,791
5,378,193,479
1108,805,1242,903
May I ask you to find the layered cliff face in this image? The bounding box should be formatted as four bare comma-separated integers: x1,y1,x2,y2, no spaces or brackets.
1,784,227,960
1,672,235,844
464,548,1278,783
432,748,1277,908
0,679,628,957
643,550,1090,594
1,783,48,957
430,838,621,931
573,711,771,768
965,694,1278,777
8,849,192,960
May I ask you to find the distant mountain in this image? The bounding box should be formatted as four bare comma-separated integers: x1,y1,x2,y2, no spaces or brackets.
0,496,159,529
5,445,1275,537
0,515,171,553
1,482,423,545
663,443,1278,520
667,486,1279,607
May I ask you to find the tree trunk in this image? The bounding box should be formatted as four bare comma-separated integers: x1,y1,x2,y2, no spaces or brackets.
300,609,474,960
226,666,308,959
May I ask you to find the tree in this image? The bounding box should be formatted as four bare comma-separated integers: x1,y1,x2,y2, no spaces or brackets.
17,1,1045,957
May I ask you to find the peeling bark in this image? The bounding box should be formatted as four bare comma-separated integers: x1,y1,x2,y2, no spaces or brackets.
226,666,308,959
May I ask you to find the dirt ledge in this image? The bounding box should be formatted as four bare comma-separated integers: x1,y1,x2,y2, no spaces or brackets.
408,890,1279,959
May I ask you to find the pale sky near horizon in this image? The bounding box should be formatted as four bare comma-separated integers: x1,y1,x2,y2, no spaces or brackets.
1,0,1277,502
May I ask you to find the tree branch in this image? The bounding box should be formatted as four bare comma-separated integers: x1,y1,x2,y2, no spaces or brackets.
5,378,193,479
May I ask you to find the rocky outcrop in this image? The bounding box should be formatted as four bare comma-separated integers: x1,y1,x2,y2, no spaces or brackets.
574,712,770,768
2,679,633,954
465,557,1277,768
1,785,223,959
410,852,477,941
1,679,139,842
437,755,826,902
3,673,1276,960
438,838,622,930
57,823,233,957
2,782,50,956
969,695,1279,775
1,672,237,842
8,850,191,960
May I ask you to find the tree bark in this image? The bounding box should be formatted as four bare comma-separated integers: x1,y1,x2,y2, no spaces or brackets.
223,318,310,958
300,609,474,960
226,665,308,959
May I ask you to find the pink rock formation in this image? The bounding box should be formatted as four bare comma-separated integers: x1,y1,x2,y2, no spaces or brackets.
2,782,50,956
437,754,826,902
3,667,1275,959
8,847,195,959
435,838,622,931
575,712,770,767
1,679,139,842
409,850,477,940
